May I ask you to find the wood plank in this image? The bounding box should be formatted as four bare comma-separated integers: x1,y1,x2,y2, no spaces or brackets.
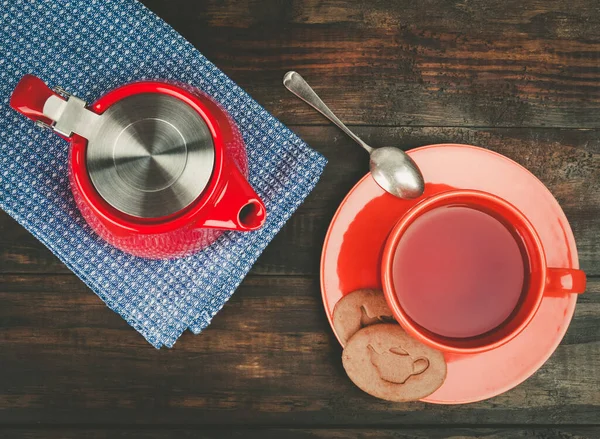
2,126,599,275
0,274,598,425
138,0,600,128
2,427,600,439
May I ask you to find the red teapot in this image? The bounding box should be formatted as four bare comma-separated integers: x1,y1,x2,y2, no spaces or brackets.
10,75,266,259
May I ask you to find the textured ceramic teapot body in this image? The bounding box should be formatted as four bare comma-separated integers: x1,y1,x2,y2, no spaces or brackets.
11,75,266,259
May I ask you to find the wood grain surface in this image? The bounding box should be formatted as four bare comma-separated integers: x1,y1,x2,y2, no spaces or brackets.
1,427,599,439
1,274,599,425
2,0,600,436
142,0,600,128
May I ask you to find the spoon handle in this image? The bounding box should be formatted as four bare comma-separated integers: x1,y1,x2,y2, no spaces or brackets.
283,71,373,153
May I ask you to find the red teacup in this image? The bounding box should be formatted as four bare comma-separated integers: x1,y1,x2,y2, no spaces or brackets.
381,189,586,354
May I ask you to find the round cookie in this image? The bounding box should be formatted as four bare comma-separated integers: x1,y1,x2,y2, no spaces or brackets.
333,289,395,346
342,324,447,402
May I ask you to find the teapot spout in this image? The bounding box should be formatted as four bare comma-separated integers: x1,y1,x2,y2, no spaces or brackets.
197,162,266,232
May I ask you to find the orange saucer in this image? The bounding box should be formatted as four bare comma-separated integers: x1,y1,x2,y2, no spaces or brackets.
321,144,580,404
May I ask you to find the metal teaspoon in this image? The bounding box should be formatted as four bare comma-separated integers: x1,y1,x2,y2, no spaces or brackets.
283,71,425,199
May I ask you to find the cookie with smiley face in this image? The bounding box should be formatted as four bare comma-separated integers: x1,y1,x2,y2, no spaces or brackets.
342,324,446,402
333,289,395,346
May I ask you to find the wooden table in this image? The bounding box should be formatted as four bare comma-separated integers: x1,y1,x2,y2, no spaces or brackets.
2,1,600,437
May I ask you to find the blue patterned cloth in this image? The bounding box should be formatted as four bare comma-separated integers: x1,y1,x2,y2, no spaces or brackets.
0,0,327,347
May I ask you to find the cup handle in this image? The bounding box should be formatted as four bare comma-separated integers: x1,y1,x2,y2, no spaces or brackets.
546,268,586,295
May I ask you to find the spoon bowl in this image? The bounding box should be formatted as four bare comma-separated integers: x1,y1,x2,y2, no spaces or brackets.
370,147,425,199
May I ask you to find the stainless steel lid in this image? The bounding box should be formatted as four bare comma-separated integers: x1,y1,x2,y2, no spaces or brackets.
38,85,216,218
40,89,215,218
85,94,215,218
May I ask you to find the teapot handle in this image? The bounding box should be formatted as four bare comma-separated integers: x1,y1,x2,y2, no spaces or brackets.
10,74,63,126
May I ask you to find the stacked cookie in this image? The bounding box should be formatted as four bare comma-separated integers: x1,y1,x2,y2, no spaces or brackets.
333,289,447,402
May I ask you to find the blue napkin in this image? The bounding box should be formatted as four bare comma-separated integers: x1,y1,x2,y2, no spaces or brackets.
0,0,327,347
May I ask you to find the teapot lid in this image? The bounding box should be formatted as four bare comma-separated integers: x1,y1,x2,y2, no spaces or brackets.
12,77,216,219
85,93,215,218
